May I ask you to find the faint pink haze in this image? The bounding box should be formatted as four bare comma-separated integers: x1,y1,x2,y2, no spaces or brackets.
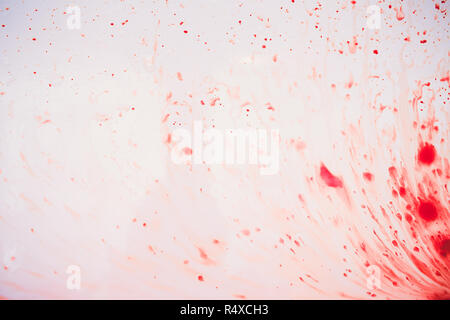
0,0,449,299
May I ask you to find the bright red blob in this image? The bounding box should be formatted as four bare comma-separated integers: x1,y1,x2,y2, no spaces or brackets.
418,200,438,221
363,172,373,182
418,143,436,165
320,165,343,188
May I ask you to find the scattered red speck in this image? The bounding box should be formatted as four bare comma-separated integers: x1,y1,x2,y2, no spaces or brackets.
198,248,208,260
183,30,188,34
273,55,277,62
404,36,410,42
418,200,438,221
418,143,436,165
262,45,266,49
395,6,405,21
182,147,192,155
48,84,52,87
242,229,250,236
420,39,427,44
32,38,36,41
210,97,220,106
405,213,413,223
131,106,135,110
392,240,398,247
320,164,343,188
121,19,128,26
373,50,378,54
110,22,114,26
363,172,373,182
198,275,204,281
177,72,183,81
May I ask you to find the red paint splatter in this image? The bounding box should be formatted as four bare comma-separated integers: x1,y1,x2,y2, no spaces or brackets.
437,239,450,258
395,6,405,21
417,200,438,221
320,164,343,188
363,172,373,182
418,143,436,165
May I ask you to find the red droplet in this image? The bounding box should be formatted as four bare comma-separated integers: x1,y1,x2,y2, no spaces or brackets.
418,143,436,165
363,172,373,182
418,200,438,221
198,275,204,281
320,164,343,188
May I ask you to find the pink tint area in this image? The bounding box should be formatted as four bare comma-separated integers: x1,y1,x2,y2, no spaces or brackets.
0,1,449,299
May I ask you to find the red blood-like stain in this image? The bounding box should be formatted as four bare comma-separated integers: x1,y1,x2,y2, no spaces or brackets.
388,166,397,179
373,50,378,54
438,239,450,258
418,143,436,165
198,275,204,281
405,213,413,223
320,164,343,188
395,6,405,21
182,147,192,155
363,172,373,182
417,200,438,221
198,248,208,260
